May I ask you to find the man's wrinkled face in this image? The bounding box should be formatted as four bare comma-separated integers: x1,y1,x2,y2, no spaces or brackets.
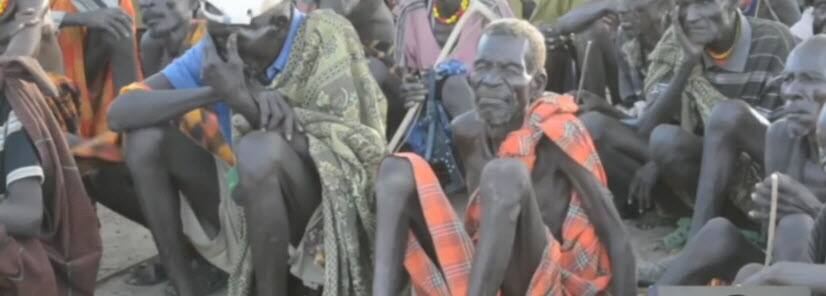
206,7,291,68
781,43,826,138
679,0,737,45
140,0,190,37
814,0,826,34
470,34,534,131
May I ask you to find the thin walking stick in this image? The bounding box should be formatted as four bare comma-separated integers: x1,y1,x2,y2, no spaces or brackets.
765,173,779,266
577,40,594,99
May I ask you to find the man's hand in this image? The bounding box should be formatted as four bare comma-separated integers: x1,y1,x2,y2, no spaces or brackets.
400,71,427,108
629,161,659,214
64,8,132,39
540,25,568,52
750,173,824,220
202,33,246,101
783,100,820,139
671,6,703,65
253,89,300,141
571,90,613,113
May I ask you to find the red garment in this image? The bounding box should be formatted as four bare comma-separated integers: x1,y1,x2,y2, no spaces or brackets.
398,93,612,296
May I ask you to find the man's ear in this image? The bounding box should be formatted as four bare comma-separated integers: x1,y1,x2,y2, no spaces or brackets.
530,71,547,98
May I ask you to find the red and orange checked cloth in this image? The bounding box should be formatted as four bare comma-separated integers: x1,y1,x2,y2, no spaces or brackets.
396,93,612,296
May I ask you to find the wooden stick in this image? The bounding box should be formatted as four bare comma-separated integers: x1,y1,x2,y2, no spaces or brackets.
765,173,779,266
577,40,593,98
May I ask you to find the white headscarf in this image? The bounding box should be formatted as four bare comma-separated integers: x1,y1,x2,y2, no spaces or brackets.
200,0,285,25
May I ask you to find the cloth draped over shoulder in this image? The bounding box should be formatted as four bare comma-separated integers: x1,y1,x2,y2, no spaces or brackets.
510,0,587,25
393,0,513,71
50,0,143,162
0,57,102,296
226,10,387,296
397,93,612,296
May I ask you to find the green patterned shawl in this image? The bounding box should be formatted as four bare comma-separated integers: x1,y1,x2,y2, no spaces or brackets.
227,9,387,296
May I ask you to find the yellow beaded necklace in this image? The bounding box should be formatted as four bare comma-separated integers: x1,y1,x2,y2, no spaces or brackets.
707,16,741,62
432,0,469,26
0,0,9,16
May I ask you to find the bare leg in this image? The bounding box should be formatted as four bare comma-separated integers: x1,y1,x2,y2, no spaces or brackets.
690,100,768,238
581,111,648,207
648,125,702,210
656,218,764,285
125,126,221,296
773,214,815,263
373,157,419,296
468,159,547,296
235,131,321,296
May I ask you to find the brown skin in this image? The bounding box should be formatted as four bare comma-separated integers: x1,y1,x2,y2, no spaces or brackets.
58,4,140,101
373,34,635,296
138,0,198,75
0,0,63,73
653,35,826,290
108,4,322,296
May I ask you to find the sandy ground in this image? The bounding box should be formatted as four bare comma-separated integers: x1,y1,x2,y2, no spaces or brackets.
93,205,676,295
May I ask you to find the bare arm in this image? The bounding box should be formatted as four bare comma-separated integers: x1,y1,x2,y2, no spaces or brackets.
139,34,164,75
107,74,221,131
2,0,48,58
0,178,43,237
636,62,693,137
552,0,614,34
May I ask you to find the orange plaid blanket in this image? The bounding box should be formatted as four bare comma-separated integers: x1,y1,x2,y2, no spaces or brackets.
397,93,612,296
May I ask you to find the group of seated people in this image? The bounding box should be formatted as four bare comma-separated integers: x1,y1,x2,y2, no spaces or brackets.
0,0,824,294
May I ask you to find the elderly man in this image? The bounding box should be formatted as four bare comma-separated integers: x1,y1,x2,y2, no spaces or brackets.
107,0,387,295
650,36,826,288
373,19,635,296
581,0,795,231
0,58,101,296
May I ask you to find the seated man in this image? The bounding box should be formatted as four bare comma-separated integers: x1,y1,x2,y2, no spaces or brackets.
139,0,204,76
107,0,387,295
373,19,635,296
0,57,101,296
650,35,826,287
394,0,513,120
51,0,142,162
581,0,795,230
572,0,674,121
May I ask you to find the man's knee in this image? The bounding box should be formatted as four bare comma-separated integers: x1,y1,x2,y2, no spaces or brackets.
777,213,815,238
707,100,752,135
649,125,689,165
375,157,416,209
235,131,292,186
579,111,613,143
124,126,167,170
479,159,532,208
766,119,792,143
698,218,742,257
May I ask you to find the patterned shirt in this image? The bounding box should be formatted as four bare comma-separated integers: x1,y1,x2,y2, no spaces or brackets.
698,12,796,115
0,98,43,200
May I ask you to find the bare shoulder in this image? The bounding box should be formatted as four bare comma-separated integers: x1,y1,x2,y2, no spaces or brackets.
451,111,483,144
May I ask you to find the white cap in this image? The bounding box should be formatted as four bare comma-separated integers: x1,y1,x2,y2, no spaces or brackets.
200,0,284,25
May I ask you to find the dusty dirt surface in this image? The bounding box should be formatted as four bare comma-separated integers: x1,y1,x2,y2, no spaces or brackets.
93,206,676,295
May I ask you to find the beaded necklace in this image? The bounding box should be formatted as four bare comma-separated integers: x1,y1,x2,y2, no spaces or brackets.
432,0,469,26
